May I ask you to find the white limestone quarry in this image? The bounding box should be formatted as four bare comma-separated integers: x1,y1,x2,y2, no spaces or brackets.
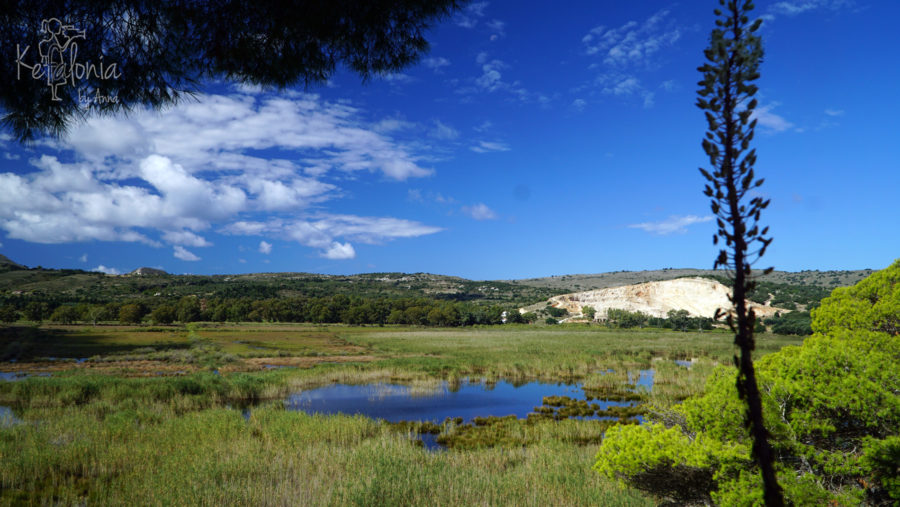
543,277,779,321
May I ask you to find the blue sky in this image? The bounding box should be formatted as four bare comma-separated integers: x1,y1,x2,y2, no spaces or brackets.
1,0,898,279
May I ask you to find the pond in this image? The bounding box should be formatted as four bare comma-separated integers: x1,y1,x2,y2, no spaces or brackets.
283,376,652,449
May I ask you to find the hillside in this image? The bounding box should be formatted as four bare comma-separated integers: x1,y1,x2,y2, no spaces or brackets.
0,254,870,310
539,277,779,321
0,260,562,307
0,254,25,272
510,268,875,291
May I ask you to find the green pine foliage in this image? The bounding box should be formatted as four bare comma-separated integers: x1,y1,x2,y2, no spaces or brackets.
593,260,900,505
811,258,900,336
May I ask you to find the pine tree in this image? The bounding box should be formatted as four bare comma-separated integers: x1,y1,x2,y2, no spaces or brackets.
697,1,783,504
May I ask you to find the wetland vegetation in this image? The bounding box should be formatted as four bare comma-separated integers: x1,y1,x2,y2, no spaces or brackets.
0,322,801,504
1,258,895,505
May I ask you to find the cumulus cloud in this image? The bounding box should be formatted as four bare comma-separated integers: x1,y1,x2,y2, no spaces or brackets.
93,265,121,275
258,240,272,254
461,203,498,221
322,242,355,260
161,230,211,247
0,89,442,258
60,91,433,184
629,215,713,235
173,245,201,261
220,214,441,260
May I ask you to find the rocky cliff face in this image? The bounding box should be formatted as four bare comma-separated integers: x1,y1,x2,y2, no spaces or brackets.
545,277,778,320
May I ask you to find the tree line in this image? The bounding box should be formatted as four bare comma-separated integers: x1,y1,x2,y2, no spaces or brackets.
0,295,521,327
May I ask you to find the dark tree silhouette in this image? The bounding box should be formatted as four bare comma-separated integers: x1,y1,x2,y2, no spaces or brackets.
1,0,465,140
697,1,783,504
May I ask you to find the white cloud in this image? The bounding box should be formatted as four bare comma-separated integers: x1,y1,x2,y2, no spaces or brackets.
373,117,415,133
476,57,507,92
322,242,356,260
79,254,87,263
408,190,456,205
473,121,493,133
461,53,546,105
220,214,441,258
824,108,845,117
454,1,489,28
594,73,642,96
162,230,212,247
770,0,852,16
629,215,713,235
379,73,414,85
173,245,201,261
487,19,506,39
571,99,587,111
471,141,510,153
258,240,272,254
67,91,433,180
429,120,460,140
0,90,438,255
752,103,795,132
313,215,443,244
583,9,681,67
93,265,120,275
407,189,423,202
461,203,498,221
423,57,451,73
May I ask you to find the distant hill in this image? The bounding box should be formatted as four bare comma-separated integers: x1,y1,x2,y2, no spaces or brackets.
129,267,168,276
0,256,560,306
0,253,877,309
510,268,875,291
0,254,25,272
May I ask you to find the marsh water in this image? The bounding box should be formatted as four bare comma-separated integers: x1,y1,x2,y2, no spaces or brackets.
0,406,18,427
0,371,51,381
282,372,653,448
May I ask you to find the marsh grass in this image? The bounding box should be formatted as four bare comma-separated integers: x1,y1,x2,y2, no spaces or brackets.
0,324,802,504
0,404,651,506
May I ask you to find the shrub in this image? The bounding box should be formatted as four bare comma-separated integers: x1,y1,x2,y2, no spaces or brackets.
594,261,900,504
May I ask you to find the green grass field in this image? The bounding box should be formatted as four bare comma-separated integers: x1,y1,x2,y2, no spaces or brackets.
0,323,804,505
